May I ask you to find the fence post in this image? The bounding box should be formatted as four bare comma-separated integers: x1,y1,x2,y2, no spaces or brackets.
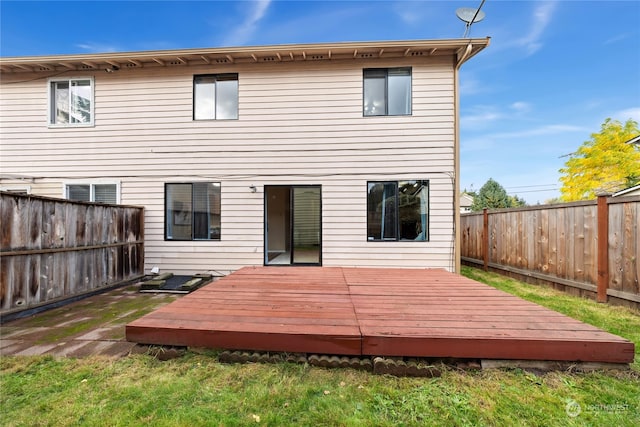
596,195,609,303
483,208,489,271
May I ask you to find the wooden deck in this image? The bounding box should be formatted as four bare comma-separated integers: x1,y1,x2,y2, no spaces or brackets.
126,267,634,363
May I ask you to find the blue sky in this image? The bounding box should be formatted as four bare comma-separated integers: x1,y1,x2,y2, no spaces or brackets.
2,0,639,203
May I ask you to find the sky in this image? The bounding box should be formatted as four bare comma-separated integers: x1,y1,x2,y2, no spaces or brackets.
1,0,639,203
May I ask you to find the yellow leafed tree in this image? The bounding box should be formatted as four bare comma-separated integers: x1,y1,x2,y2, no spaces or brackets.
559,118,640,201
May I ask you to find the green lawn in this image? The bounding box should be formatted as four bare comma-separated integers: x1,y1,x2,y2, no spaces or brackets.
1,267,638,427
461,266,640,365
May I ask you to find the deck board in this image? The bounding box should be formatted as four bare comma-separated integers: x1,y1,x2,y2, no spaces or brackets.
126,266,634,363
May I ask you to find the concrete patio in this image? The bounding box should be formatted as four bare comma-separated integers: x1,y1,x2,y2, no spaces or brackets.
1,284,180,358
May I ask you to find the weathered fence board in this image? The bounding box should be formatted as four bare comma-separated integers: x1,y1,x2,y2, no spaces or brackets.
461,196,640,309
0,192,144,317
609,200,640,297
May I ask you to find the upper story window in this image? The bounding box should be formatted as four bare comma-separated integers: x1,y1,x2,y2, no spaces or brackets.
363,68,411,116
49,78,94,126
194,74,238,120
367,180,429,241
65,183,119,204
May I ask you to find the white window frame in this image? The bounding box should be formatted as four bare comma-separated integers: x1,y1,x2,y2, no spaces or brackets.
62,180,120,204
0,186,31,195
48,77,95,127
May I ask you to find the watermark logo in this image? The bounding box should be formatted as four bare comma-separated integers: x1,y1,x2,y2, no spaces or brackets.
564,399,630,418
565,399,582,418
586,403,629,413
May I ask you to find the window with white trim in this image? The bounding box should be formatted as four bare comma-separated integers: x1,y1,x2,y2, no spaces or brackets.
363,68,412,116
65,183,118,204
193,74,238,120
49,78,94,125
0,186,31,195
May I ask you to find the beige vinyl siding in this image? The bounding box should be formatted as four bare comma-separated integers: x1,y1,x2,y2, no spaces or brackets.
1,56,457,274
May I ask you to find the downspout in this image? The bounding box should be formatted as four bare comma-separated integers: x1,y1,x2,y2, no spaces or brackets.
452,43,473,273
456,43,474,69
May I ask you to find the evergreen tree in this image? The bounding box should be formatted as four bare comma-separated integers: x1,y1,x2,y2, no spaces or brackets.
509,195,527,208
471,178,512,211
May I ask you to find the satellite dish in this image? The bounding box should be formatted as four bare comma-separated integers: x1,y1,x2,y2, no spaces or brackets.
456,6,486,38
456,7,485,24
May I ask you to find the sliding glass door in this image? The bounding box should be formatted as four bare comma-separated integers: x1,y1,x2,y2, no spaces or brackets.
265,185,321,265
292,187,321,264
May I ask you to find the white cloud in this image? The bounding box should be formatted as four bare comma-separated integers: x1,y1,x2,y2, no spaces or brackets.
394,4,420,25
76,43,119,53
490,124,587,140
603,33,632,45
584,100,604,111
611,107,640,122
391,0,445,26
513,1,557,55
461,123,587,153
461,101,533,129
461,108,503,128
460,136,496,153
510,101,532,113
459,75,494,96
223,0,272,46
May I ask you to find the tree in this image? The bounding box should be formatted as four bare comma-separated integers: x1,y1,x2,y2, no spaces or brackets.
471,178,525,211
559,118,640,201
544,197,563,205
509,195,527,208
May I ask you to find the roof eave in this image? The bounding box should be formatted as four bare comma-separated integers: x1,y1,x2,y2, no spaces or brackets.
613,184,640,197
0,38,490,74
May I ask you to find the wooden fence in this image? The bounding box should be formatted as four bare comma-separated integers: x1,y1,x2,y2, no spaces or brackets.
0,192,144,319
461,195,640,309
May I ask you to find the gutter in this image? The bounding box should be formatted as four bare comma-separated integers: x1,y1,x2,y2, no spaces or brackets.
452,37,490,273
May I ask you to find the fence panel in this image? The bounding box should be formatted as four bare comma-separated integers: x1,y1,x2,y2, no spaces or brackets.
461,196,639,309
608,199,640,298
0,192,144,317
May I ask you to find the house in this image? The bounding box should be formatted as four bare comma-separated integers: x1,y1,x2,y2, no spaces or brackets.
460,192,474,213
0,38,489,275
612,184,640,197
609,135,640,197
625,134,640,146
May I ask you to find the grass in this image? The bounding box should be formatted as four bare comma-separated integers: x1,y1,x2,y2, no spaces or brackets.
1,267,639,426
461,266,640,369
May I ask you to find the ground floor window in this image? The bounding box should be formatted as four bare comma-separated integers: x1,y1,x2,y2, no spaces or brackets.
65,183,118,204
165,182,221,240
0,186,30,195
367,180,429,241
